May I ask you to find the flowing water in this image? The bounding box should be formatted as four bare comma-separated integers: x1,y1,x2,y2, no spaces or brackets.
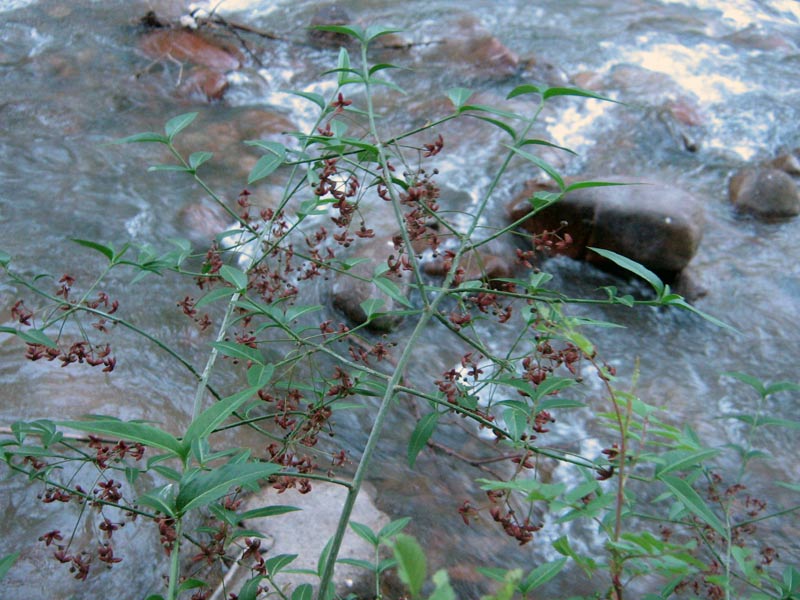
1,0,799,597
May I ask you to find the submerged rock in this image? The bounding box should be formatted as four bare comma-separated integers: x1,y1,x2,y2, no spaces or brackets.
330,235,411,332
508,176,706,280
139,29,243,71
729,167,800,219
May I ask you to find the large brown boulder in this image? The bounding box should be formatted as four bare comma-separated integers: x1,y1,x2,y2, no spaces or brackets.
508,177,706,279
729,167,800,219
139,29,243,71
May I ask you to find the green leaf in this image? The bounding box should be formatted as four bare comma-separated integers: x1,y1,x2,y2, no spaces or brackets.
265,554,297,575
589,247,664,296
71,238,114,261
537,397,585,411
350,521,379,546
0,249,10,267
658,475,727,538
317,536,335,577
17,328,58,349
378,517,411,540
244,142,286,184
147,164,191,173
520,557,568,594
219,264,249,290
195,287,235,309
337,47,353,85
407,412,439,468
429,569,456,600
177,579,208,592
360,298,386,320
311,24,366,43
138,484,177,517
108,131,168,145
507,84,543,100
238,575,266,600
564,180,631,193
661,296,738,332
504,144,565,189
165,112,198,140
183,387,260,451
723,372,765,396
58,419,183,457
176,461,281,514
446,87,473,109
543,86,617,103
782,565,800,594
247,363,275,388
393,533,426,598
470,115,517,139
337,557,375,571
0,551,20,581
654,448,720,477
365,25,402,42
373,276,412,308
189,151,213,170
211,341,263,364
764,381,800,396
238,505,300,521
291,584,314,600
287,90,326,110
503,406,527,442
519,137,577,155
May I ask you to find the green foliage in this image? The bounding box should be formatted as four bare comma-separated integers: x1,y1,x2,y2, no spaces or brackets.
0,21,797,600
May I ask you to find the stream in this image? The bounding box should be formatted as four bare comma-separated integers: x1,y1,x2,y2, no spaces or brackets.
1,0,799,597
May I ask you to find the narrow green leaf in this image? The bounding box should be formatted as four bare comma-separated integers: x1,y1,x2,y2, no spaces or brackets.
211,341,263,364
564,180,632,193
723,372,765,396
445,87,473,109
108,131,168,145
138,484,177,518
503,407,527,442
58,420,183,457
147,164,191,173
407,412,439,467
71,238,114,261
248,151,285,184
165,112,198,140
654,448,721,477
365,25,402,42
311,24,365,43
337,557,375,571
219,264,249,290
663,296,738,332
287,90,326,110
183,387,259,450
519,138,577,155
0,249,10,267
176,462,281,514
504,144,565,189
291,584,314,600
429,569,456,600
317,536,335,577
783,565,800,594
659,475,727,538
195,287,235,309
189,151,213,170
0,551,20,581
589,247,665,296
369,62,400,75
373,276,412,308
764,381,800,396
520,558,568,593
470,115,517,139
378,517,411,540
350,521,379,546
17,328,58,349
238,575,266,600
534,376,577,401
337,47,352,86
543,86,618,103
238,505,300,521
537,398,585,411
393,533,426,598
507,84,543,99
247,363,274,388
265,554,297,575
177,579,208,592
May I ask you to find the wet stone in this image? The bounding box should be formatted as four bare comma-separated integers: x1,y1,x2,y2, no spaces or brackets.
729,167,800,219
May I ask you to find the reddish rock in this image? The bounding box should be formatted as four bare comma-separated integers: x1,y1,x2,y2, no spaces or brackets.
178,66,228,101
139,29,243,71
729,167,800,219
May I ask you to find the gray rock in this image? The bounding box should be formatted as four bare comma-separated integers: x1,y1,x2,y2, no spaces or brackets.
729,167,800,219
508,176,706,279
